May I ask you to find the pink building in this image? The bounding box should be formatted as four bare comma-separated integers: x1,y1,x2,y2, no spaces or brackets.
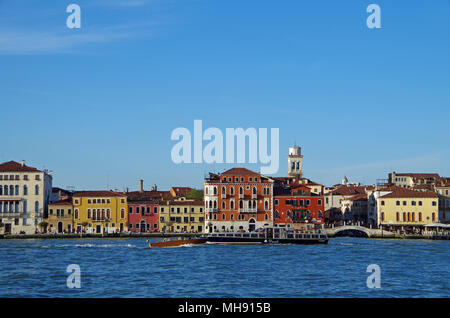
127,200,159,233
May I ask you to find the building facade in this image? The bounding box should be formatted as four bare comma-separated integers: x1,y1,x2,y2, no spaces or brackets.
72,191,128,234
128,200,159,233
204,168,274,233
0,160,52,234
46,199,74,233
375,188,438,229
273,184,324,230
159,198,204,233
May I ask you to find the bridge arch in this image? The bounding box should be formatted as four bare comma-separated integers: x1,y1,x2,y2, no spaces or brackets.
333,226,371,238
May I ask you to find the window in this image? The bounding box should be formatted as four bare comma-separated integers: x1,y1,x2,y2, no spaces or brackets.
396,212,399,221
411,201,416,206
419,212,422,222
418,201,422,206
381,212,385,221
154,207,158,214
318,199,322,205
402,201,406,206
74,209,79,219
396,201,400,206
120,209,125,219
274,199,279,205
432,201,437,206
15,185,19,195
381,201,385,206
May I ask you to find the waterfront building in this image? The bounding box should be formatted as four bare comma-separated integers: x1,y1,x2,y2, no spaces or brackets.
204,167,274,233
388,172,441,189
159,198,204,233
46,199,73,233
72,191,128,234
273,184,324,230
0,160,53,234
373,187,438,230
127,200,160,233
324,185,373,225
435,180,450,223
340,193,368,225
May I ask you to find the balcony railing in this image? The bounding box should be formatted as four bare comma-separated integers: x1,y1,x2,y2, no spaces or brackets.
206,208,218,213
239,193,244,199
238,208,258,213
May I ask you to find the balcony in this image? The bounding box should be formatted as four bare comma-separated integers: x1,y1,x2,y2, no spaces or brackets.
0,212,26,218
221,193,227,199
238,193,244,199
251,193,257,199
206,208,218,213
238,208,258,213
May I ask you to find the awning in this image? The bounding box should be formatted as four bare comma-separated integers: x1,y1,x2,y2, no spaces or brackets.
424,223,450,228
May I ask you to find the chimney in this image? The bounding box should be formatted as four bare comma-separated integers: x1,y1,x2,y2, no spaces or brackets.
21,160,25,167
140,179,144,193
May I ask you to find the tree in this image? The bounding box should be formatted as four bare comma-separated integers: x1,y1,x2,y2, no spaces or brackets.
187,189,203,201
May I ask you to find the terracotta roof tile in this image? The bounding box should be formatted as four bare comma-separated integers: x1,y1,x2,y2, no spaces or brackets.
0,161,41,172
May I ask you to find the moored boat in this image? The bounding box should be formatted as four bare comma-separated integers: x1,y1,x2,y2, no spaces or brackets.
148,237,207,248
206,227,328,245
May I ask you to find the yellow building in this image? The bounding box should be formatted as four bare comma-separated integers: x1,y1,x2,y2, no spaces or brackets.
376,188,438,228
72,191,127,234
159,198,204,233
46,199,74,233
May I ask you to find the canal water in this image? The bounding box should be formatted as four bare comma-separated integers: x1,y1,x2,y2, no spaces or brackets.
0,237,448,297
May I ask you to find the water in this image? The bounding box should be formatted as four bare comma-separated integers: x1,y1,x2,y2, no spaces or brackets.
0,237,448,297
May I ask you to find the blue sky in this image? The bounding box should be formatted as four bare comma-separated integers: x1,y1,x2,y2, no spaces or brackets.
1,0,449,191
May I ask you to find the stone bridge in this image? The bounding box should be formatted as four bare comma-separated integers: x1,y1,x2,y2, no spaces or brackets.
324,225,395,238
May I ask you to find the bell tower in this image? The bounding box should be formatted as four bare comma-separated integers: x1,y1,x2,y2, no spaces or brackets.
288,144,303,178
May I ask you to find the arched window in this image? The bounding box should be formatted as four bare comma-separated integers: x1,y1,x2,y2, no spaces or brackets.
213,201,217,209
274,210,279,218
23,185,28,195
10,185,14,195
264,200,269,210
230,187,234,195
265,213,268,220
230,200,234,210
239,187,243,195
4,185,8,195
239,200,243,209
87,209,91,219
75,209,79,219
35,185,39,195
222,201,226,209
253,187,257,195
15,185,19,195
222,187,226,194
0,186,2,195
213,187,217,195
35,201,39,213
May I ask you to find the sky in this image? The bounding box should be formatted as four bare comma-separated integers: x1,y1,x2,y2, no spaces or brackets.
1,0,449,191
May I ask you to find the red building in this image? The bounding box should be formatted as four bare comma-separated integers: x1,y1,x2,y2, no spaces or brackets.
273,184,324,230
204,168,274,232
127,200,159,233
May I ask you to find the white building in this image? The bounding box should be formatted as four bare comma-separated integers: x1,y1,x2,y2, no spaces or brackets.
0,161,53,234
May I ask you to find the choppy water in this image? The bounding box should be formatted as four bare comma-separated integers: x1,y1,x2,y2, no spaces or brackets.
0,237,448,297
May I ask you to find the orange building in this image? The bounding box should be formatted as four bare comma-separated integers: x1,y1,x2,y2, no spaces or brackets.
204,168,274,233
